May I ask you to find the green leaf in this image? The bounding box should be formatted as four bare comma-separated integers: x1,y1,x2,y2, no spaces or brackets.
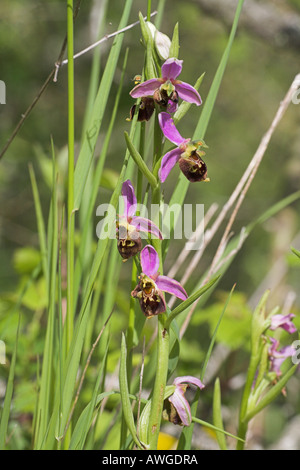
201,284,235,380
167,0,245,245
165,275,220,328
191,416,244,443
291,246,300,259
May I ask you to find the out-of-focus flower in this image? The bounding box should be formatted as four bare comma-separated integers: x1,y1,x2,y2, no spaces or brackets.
128,97,155,122
163,376,205,426
158,112,209,183
131,244,187,317
146,22,171,60
268,337,295,377
130,58,202,113
117,180,162,259
269,313,297,334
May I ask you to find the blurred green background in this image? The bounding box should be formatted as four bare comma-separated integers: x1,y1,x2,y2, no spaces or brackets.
0,0,299,449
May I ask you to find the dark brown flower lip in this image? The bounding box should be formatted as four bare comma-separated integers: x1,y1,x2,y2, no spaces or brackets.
178,152,209,183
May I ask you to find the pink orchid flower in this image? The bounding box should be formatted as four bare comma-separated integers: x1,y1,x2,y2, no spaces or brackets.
165,376,205,426
158,112,209,183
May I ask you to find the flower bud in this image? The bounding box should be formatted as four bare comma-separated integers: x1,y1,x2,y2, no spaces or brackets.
146,22,171,60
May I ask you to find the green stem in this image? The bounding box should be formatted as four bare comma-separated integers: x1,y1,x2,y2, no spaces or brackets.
66,0,75,353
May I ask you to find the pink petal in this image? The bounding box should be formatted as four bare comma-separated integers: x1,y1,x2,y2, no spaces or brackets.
131,216,163,239
140,245,159,277
173,376,205,390
169,390,192,426
175,81,202,105
121,180,137,219
130,78,162,98
161,58,183,80
158,147,182,183
158,112,186,146
155,275,187,300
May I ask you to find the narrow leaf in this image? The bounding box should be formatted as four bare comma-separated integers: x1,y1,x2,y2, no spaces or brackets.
166,275,220,328
169,22,179,59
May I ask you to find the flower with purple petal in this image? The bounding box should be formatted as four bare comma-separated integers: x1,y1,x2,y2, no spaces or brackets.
163,376,205,426
131,244,187,318
130,58,202,113
269,314,297,334
158,112,209,183
117,180,162,260
268,337,295,378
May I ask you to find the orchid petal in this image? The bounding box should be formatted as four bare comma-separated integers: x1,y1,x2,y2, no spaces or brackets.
175,81,202,106
169,390,192,426
121,180,137,219
159,148,182,183
156,275,187,300
140,245,159,277
173,376,205,390
130,78,162,98
158,112,186,146
131,216,163,239
269,314,297,334
161,58,183,80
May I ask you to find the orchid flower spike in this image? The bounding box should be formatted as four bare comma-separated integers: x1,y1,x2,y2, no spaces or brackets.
158,112,209,183
117,180,162,260
131,244,187,318
163,376,205,426
130,58,202,113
